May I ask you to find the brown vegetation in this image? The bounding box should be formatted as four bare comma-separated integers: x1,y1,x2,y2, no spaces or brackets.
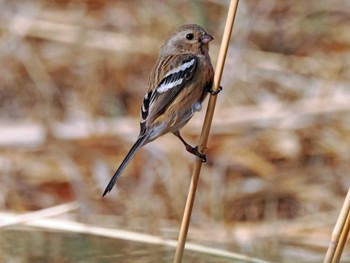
0,0,350,261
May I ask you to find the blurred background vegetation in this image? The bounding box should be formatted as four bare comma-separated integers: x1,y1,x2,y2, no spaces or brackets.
0,0,350,262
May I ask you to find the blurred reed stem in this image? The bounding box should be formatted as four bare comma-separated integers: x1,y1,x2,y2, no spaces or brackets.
324,187,350,263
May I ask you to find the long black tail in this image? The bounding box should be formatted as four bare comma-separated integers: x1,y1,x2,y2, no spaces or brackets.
103,134,149,196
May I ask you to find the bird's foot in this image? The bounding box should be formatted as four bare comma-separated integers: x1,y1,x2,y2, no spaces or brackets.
207,86,223,95
186,145,206,162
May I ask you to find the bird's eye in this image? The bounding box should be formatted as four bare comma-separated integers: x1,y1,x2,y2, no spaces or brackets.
186,33,194,40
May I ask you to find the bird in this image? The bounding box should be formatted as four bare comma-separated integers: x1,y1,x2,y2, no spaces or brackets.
103,24,218,197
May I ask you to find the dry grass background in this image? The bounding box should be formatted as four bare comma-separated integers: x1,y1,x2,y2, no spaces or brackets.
0,0,350,262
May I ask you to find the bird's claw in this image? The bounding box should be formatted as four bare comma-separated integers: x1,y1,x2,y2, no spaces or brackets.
194,146,207,162
207,86,223,95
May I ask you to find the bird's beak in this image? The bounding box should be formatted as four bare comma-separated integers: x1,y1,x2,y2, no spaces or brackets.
200,34,213,44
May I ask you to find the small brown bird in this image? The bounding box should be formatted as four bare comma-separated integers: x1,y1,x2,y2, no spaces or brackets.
103,24,217,196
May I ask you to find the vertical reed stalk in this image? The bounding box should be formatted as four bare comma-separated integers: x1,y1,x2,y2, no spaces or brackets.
324,187,350,263
174,0,240,262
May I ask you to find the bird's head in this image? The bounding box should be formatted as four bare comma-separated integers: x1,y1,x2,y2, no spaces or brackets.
161,24,213,56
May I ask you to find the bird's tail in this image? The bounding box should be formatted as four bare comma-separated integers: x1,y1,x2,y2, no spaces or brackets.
102,134,149,197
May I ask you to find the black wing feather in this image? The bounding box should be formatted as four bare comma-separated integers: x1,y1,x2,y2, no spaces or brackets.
143,55,197,126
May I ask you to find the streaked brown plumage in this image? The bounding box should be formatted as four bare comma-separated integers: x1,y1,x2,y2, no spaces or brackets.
103,24,214,196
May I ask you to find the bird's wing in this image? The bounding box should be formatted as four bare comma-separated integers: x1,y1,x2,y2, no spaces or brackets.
140,54,198,132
